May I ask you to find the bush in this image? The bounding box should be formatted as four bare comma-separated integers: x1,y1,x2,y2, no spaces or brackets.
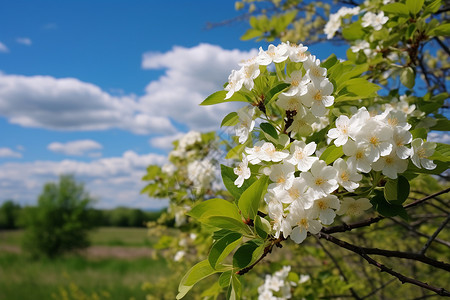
0,200,21,229
22,175,96,258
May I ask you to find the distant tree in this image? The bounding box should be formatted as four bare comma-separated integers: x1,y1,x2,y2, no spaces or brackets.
0,200,21,229
22,175,96,258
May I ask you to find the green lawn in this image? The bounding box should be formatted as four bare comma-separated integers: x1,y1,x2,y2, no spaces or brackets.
0,227,173,300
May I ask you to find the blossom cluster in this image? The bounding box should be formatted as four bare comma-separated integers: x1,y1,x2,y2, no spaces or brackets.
227,43,437,245
258,266,309,300
324,6,361,39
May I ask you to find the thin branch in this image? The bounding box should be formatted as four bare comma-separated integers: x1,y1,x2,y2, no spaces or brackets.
420,213,450,255
314,236,362,300
322,216,384,234
317,232,450,297
361,279,396,300
433,37,450,56
389,218,450,248
404,187,450,209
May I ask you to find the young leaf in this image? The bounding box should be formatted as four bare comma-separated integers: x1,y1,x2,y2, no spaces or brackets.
406,0,424,15
219,270,233,288
260,122,279,140
176,260,219,299
255,215,271,239
200,91,250,106
384,175,410,205
319,145,344,164
400,67,415,89
370,190,409,220
209,232,243,269
238,176,269,221
221,112,239,127
188,198,242,221
382,3,409,16
232,239,264,269
429,143,450,162
202,216,251,234
227,274,242,300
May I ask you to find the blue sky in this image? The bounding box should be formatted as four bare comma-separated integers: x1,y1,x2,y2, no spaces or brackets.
0,1,356,209
0,1,264,209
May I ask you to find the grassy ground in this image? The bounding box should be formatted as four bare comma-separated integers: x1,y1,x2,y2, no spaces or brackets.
0,227,169,300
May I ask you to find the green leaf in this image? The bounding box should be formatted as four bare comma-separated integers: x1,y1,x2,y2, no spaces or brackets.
142,165,161,180
226,143,248,160
342,21,365,41
221,164,257,200
400,67,415,89
266,82,290,104
410,128,427,140
406,160,450,175
189,198,242,221
221,112,239,127
370,190,409,220
319,145,344,164
219,270,233,288
260,122,279,140
238,176,269,221
176,260,219,299
429,143,450,162
227,275,242,300
241,28,263,41
254,215,271,239
209,232,243,269
406,0,424,15
429,23,450,36
430,119,450,131
202,216,251,234
340,78,381,97
321,54,338,69
200,91,250,106
384,175,410,205
232,239,264,269
423,0,441,15
382,3,409,17
406,23,417,39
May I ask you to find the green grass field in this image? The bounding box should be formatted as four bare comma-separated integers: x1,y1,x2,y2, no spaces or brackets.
0,227,170,300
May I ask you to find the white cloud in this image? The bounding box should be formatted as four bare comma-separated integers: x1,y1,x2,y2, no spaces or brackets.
0,74,176,134
140,43,257,131
0,151,168,209
0,42,9,53
48,139,103,156
16,37,32,46
428,132,450,144
149,133,185,150
0,147,22,158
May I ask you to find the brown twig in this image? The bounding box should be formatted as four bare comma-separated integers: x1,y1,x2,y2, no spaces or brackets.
420,213,450,255
317,232,450,297
314,236,362,300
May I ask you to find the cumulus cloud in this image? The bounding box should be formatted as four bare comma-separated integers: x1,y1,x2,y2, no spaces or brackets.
0,74,176,134
0,42,9,53
428,132,450,144
149,133,185,150
0,44,256,136
140,43,257,131
0,147,22,158
0,151,168,209
16,37,32,46
48,139,103,156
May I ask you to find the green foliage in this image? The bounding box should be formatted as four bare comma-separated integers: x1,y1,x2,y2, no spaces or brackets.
22,175,96,258
0,200,21,229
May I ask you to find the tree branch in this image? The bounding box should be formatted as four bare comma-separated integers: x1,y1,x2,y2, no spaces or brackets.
317,232,450,297
404,187,450,209
420,213,450,255
322,216,384,234
314,236,362,300
389,218,450,248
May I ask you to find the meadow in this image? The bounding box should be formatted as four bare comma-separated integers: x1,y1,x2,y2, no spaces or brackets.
0,227,170,300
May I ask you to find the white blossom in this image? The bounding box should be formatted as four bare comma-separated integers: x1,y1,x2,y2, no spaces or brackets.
410,138,437,170
234,155,251,188
372,153,408,179
301,80,334,117
300,160,338,198
235,106,255,144
285,141,318,172
337,197,372,216
310,195,340,225
333,158,362,192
